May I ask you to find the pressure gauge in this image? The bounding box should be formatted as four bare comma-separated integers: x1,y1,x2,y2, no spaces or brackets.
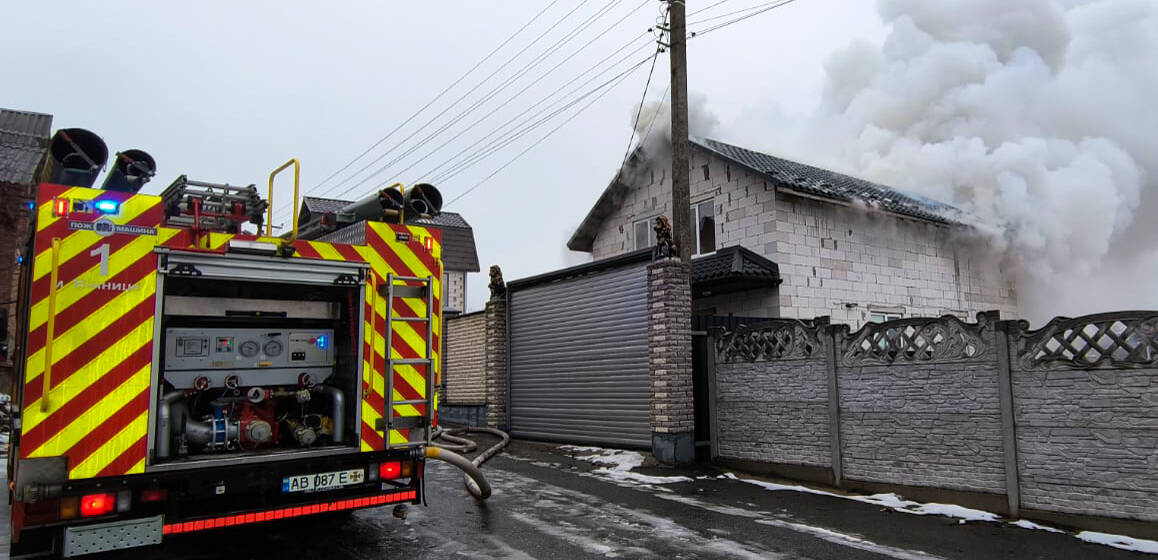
239,340,261,358
263,340,284,357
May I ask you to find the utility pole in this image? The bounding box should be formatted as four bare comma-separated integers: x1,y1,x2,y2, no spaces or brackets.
668,0,692,263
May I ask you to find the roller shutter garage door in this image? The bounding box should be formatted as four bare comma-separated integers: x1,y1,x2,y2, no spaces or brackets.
509,259,650,447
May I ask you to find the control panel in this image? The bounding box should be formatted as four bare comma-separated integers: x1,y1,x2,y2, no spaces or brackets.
165,328,334,370
163,328,335,390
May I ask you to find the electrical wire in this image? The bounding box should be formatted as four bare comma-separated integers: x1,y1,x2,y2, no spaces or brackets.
274,0,596,224
433,54,653,185
382,1,653,186
443,58,646,207
689,0,800,36
616,48,661,180
687,0,732,18
308,0,563,193
424,35,654,183
637,81,671,150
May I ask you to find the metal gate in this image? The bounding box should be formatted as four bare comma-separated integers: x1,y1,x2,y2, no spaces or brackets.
508,252,650,447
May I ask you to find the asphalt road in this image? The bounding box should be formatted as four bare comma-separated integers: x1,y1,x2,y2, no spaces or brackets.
7,438,1154,559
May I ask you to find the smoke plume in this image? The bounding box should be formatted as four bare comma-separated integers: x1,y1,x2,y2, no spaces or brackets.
733,0,1158,323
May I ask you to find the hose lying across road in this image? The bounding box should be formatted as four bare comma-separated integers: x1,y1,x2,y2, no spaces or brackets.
426,426,510,500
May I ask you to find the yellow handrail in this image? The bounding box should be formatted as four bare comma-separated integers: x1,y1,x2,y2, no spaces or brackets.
266,158,301,239
42,237,61,412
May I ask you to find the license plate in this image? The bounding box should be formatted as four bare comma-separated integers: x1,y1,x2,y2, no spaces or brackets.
281,468,365,493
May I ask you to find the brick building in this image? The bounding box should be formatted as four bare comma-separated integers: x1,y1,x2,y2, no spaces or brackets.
0,109,52,390
567,138,1018,327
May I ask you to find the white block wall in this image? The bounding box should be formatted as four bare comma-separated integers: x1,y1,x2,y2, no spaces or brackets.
587,148,1018,327
443,270,467,313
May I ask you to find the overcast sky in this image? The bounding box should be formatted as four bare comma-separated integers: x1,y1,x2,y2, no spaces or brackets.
0,1,885,311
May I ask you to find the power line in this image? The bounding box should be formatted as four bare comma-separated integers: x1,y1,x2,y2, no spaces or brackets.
617,48,662,180
687,0,732,17
433,54,655,185
308,0,563,193
444,60,647,208
380,1,652,187
280,0,596,217
637,81,671,150
423,35,654,183
689,0,799,36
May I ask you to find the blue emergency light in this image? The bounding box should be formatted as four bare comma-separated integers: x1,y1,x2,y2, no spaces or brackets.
94,199,120,214
316,335,328,349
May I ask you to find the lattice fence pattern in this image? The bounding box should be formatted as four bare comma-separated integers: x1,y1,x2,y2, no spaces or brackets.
717,320,823,363
839,315,992,366
1015,313,1158,369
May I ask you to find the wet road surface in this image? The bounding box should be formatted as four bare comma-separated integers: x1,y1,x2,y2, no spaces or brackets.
23,437,1157,559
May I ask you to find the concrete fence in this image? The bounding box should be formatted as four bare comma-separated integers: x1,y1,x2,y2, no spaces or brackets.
709,311,1158,536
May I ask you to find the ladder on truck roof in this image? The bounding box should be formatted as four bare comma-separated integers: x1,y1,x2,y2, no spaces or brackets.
377,273,435,448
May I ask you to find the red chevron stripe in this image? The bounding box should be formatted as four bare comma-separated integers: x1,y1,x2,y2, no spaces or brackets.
62,388,149,471
294,242,322,259
396,225,440,275
334,243,363,263
361,420,383,450
24,296,154,404
20,343,151,454
366,228,418,280
95,435,147,478
25,255,156,356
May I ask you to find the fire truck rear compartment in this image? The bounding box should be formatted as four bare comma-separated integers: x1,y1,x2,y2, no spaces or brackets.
153,274,364,466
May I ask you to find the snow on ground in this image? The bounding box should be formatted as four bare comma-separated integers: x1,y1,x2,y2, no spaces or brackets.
550,445,1158,555
559,445,693,486
722,471,1158,554
1077,532,1158,554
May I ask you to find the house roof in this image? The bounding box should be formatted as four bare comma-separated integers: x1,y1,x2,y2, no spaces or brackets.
298,195,481,273
0,108,52,185
695,138,957,224
691,245,781,298
567,138,959,252
412,212,480,273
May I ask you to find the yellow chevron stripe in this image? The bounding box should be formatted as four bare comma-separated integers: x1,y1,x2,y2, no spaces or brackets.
28,230,174,333
388,430,408,445
311,242,345,261
33,196,162,282
35,188,104,232
23,320,153,434
70,409,148,479
28,360,150,459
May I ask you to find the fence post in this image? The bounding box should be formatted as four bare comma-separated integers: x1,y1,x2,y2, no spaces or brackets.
706,328,722,461
822,320,843,487
484,289,509,431
995,319,1021,518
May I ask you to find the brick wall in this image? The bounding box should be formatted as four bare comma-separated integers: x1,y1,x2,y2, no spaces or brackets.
444,311,486,404
589,147,1018,328
484,296,508,430
648,259,694,437
712,311,1158,528
0,182,33,389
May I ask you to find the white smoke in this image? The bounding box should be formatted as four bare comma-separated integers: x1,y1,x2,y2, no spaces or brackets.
733,0,1158,323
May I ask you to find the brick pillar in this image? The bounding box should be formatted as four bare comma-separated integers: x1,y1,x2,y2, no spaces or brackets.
648,258,694,465
484,295,509,430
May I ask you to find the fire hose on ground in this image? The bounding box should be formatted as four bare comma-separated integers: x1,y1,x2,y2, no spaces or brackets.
425,427,510,500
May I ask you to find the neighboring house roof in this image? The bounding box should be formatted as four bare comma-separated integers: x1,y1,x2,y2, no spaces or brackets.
299,195,481,273
691,245,781,298
0,108,52,185
412,212,480,273
568,138,959,252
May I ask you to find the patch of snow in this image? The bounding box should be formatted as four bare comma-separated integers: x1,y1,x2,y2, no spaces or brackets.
1011,520,1063,533
1076,531,1158,554
564,446,693,485
909,503,1000,523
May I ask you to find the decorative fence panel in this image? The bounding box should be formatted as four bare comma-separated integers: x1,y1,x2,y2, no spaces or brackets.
710,311,1158,527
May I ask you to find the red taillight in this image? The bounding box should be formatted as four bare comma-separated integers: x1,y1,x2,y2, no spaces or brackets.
379,461,402,480
53,198,69,217
80,493,116,517
140,489,168,503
